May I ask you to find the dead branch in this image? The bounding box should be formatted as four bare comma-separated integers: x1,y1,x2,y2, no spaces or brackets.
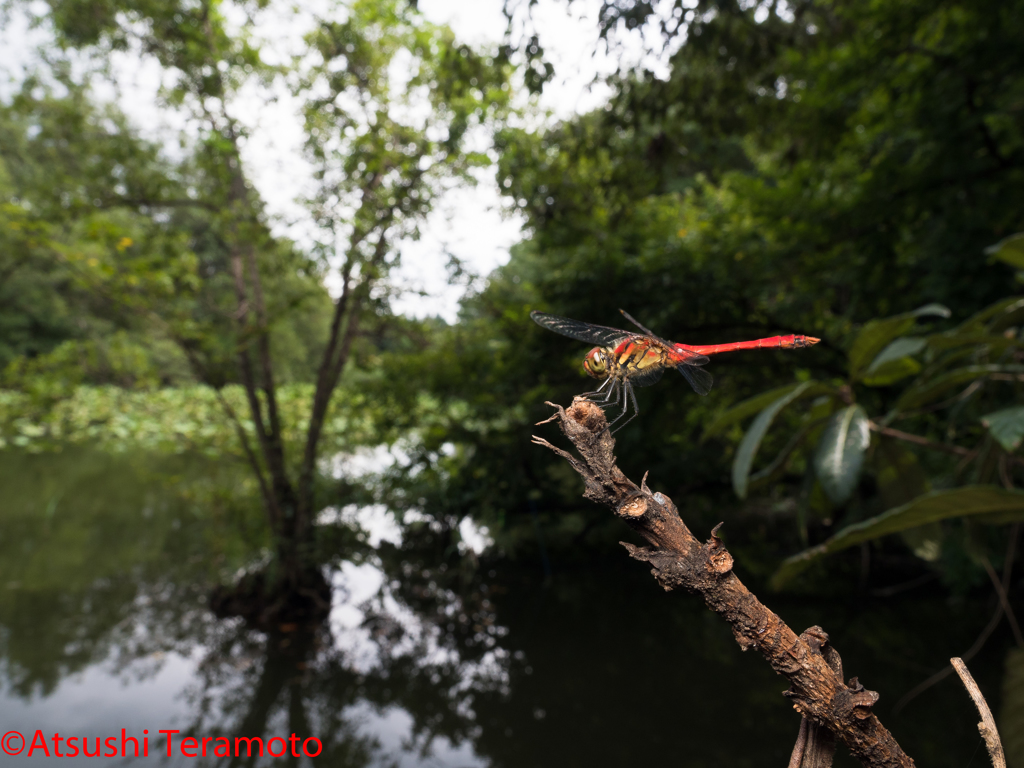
533,398,915,768
950,658,1006,768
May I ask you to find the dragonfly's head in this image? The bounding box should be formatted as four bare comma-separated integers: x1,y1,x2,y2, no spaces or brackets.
583,347,610,379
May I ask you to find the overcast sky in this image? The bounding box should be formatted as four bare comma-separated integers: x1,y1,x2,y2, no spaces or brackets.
0,0,675,320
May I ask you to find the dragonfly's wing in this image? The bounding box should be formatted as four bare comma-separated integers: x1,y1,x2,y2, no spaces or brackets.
531,311,631,348
631,366,665,388
677,363,714,396
671,347,710,367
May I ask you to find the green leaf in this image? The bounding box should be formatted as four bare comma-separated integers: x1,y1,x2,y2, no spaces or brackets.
911,303,953,319
985,232,1024,269
896,365,1024,411
849,317,915,380
867,337,928,369
954,297,1024,334
731,381,820,499
848,305,949,380
926,331,1020,352
772,486,1024,588
862,358,922,387
812,405,870,505
982,406,1024,452
1003,647,1024,768
703,381,833,441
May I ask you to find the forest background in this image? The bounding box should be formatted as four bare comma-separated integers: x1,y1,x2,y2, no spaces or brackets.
2,0,1024,764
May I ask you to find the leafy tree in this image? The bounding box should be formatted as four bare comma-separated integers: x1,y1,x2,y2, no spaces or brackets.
4,0,512,617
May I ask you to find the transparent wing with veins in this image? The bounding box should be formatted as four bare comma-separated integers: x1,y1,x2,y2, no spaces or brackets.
678,363,713,396
530,311,636,348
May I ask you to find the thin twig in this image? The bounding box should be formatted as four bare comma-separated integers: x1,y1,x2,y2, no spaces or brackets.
950,658,1006,768
981,556,1024,647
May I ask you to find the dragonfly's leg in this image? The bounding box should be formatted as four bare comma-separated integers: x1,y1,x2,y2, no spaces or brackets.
611,383,641,433
580,377,613,400
606,379,622,408
593,379,617,409
607,382,632,426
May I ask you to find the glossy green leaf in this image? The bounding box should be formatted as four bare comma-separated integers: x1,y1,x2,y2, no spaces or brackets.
982,406,1024,452
1003,647,1024,768
912,303,954,319
772,487,1024,588
848,305,949,380
732,381,819,500
703,381,833,441
867,337,927,369
985,232,1024,269
863,337,927,386
812,405,870,505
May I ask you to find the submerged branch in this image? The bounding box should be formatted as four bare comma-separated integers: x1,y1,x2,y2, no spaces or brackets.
533,398,915,768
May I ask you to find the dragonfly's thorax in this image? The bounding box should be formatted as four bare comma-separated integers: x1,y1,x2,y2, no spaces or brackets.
612,338,669,378
584,339,669,381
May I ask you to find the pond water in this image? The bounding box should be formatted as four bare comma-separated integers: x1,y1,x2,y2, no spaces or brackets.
0,449,1014,767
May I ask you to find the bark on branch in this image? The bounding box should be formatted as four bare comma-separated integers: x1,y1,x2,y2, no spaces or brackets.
533,398,915,768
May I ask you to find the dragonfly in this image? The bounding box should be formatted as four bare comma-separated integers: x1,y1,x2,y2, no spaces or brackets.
531,309,820,431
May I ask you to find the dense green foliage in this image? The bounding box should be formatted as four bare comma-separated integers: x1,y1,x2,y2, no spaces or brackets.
3,0,1024,593
400,0,1024,557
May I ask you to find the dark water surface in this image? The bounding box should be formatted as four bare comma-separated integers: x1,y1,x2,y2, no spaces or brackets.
0,449,1013,767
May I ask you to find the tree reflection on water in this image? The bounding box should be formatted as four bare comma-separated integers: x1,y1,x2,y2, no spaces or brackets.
0,448,503,766
0,448,1013,767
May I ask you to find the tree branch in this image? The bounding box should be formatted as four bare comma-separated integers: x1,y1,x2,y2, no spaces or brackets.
868,422,971,456
242,236,291,504
534,398,916,768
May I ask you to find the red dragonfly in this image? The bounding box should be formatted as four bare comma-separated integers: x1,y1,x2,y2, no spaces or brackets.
532,309,819,430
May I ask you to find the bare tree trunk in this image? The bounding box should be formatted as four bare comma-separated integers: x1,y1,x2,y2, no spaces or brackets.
533,398,916,768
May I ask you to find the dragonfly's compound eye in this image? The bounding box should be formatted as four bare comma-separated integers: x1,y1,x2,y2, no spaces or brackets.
583,348,608,378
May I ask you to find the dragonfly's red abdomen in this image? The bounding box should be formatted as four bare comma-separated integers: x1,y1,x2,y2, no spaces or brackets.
676,334,820,357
